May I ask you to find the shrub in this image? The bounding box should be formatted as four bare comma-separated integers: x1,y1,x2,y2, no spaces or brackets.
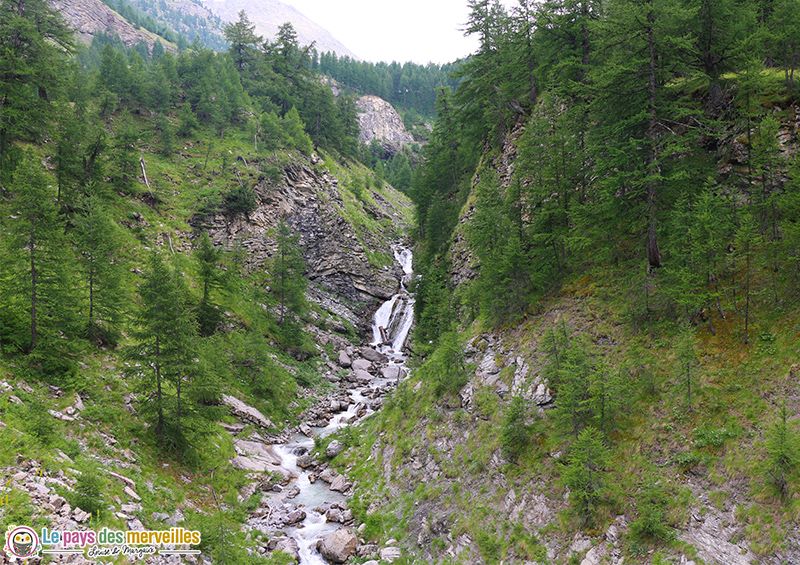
502,395,530,462
224,184,257,216
70,464,106,518
629,485,674,543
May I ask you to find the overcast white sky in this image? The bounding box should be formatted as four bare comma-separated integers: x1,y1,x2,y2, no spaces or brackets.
284,0,509,65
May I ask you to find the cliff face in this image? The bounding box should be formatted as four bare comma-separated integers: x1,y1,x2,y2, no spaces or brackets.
356,95,414,156
192,153,413,329
50,0,175,50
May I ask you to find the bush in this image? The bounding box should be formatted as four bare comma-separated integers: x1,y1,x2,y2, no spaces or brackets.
502,396,530,463
629,485,674,543
70,464,106,518
224,184,257,216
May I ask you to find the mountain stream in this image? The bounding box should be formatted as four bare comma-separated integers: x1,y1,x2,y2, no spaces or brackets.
249,246,414,564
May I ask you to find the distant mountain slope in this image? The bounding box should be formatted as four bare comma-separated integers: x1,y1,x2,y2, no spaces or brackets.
199,0,359,59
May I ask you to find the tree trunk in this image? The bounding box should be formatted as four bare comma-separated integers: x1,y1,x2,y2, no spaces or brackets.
646,8,661,268
29,215,37,352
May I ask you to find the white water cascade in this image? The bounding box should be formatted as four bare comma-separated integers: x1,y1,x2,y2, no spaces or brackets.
371,247,415,361
251,246,414,564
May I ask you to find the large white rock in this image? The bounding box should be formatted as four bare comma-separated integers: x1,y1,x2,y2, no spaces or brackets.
222,395,272,428
380,546,402,563
351,359,372,372
327,440,345,458
319,528,358,563
355,95,414,146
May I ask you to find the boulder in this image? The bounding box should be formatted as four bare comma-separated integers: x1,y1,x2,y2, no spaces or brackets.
73,507,91,523
353,369,373,383
326,440,344,459
299,423,315,438
296,454,314,469
326,508,344,523
360,347,389,364
274,536,300,562
338,351,352,368
330,474,351,493
352,358,372,372
286,508,306,524
319,528,358,563
318,468,336,483
381,365,404,381
380,546,402,563
222,394,272,428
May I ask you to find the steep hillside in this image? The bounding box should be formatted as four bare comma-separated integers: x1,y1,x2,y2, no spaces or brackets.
0,122,414,565
318,100,800,565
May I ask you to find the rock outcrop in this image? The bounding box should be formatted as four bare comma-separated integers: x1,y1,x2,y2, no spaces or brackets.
356,95,414,156
50,0,176,51
194,154,412,322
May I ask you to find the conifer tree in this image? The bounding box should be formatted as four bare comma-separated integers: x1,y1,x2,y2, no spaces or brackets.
766,401,800,499
195,232,229,337
283,106,314,155
111,116,141,194
590,0,695,268
126,253,216,453
2,153,77,355
0,0,75,181
564,427,609,524
270,220,307,329
223,10,262,75
687,0,755,106
73,195,126,345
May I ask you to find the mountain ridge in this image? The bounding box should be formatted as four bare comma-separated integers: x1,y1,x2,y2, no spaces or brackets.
197,0,359,59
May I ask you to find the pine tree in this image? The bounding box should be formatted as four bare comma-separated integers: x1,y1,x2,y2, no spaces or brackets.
195,232,229,337
270,220,307,329
675,323,698,411
223,10,262,75
283,106,314,155
126,253,215,453
687,0,755,106
502,395,531,463
72,195,126,346
564,427,609,524
766,401,800,499
0,0,75,182
590,0,696,268
2,153,77,355
111,116,141,194
763,0,800,92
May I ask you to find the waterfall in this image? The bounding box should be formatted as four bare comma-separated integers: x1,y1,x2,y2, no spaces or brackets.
371,246,415,359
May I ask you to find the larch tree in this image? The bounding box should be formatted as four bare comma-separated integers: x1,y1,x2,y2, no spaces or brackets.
270,220,307,329
590,0,695,268
0,0,75,183
1,153,77,356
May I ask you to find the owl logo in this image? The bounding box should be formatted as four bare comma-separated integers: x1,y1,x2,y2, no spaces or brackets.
4,525,40,559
